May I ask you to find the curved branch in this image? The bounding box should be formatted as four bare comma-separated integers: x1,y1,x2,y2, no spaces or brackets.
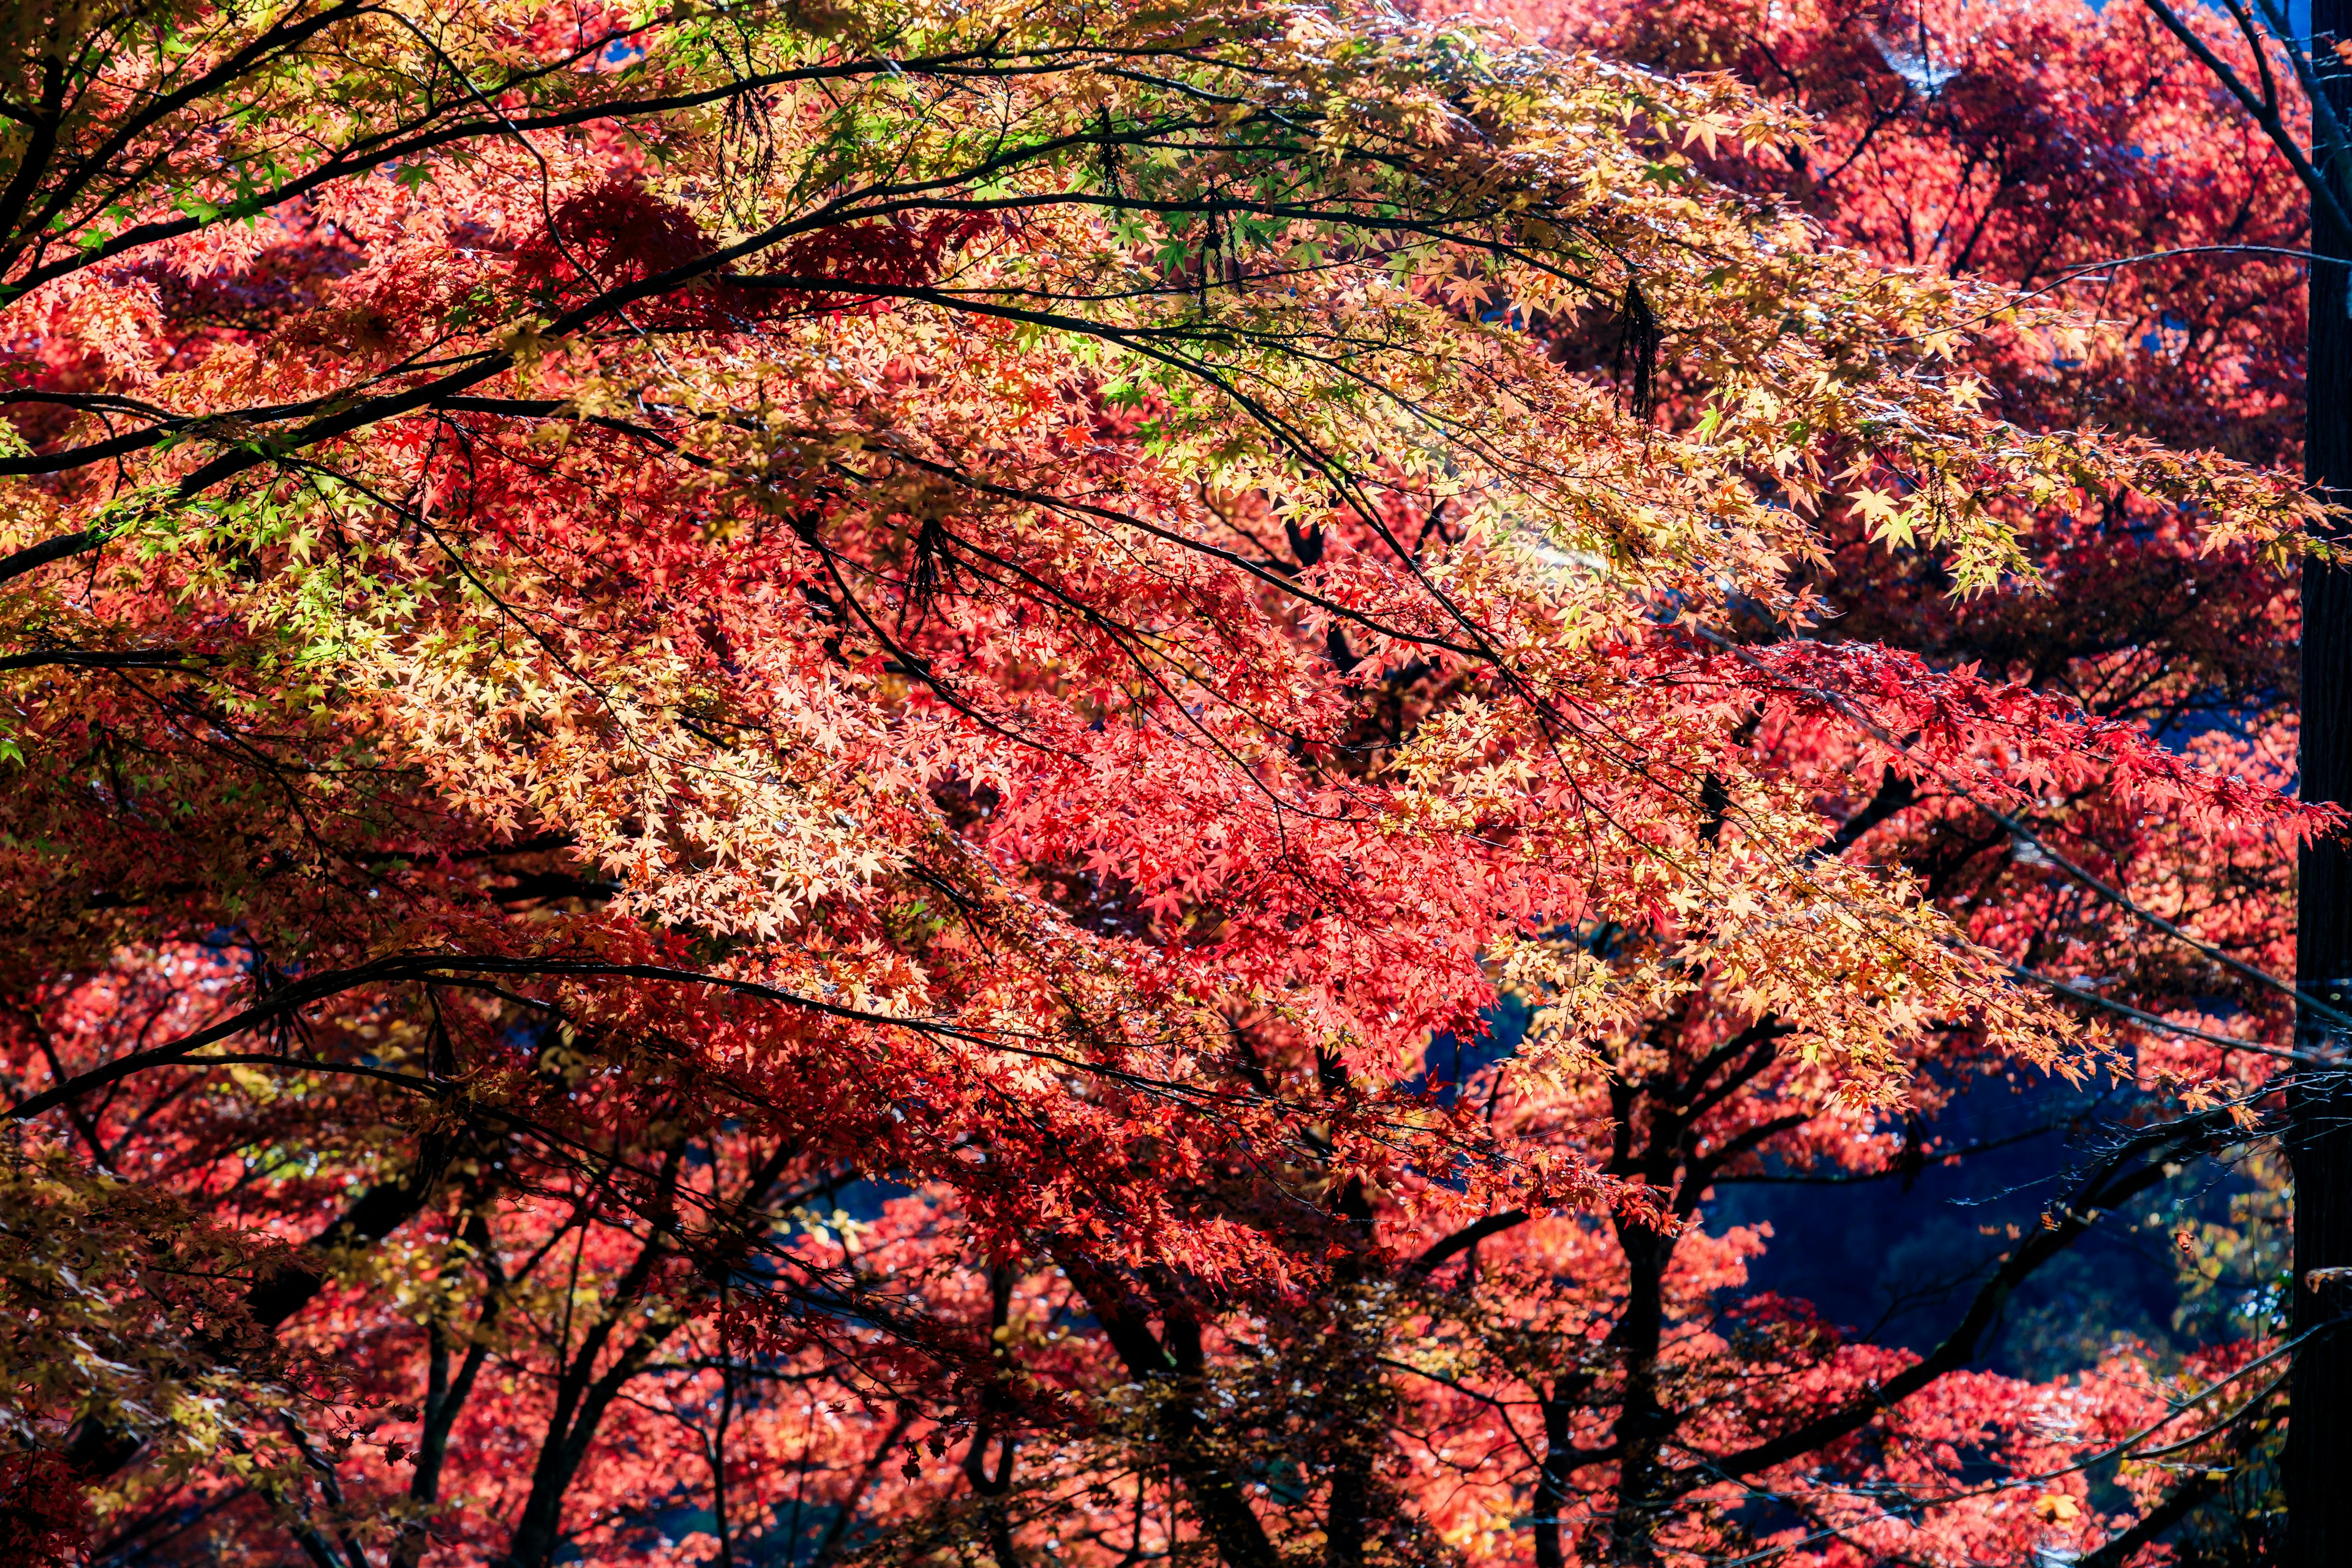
7,954,1005,1121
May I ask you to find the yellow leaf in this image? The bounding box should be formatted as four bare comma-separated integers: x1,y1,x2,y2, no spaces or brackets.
1847,488,1900,522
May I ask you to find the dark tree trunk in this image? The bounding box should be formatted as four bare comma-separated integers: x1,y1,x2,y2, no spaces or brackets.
1531,1385,1574,1568
1322,1176,1379,1568
2294,7,2352,1562
1605,1221,1670,1568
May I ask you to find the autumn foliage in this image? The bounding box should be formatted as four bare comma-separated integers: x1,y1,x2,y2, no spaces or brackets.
0,0,2328,1565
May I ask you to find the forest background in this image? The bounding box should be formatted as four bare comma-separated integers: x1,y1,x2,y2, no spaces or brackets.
0,1,2343,1566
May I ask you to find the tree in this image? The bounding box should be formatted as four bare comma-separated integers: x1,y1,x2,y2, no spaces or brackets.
1212,0,2329,1560
2106,1,2352,1556
1560,0,2352,1553
0,1,2323,1566
1772,0,2352,1555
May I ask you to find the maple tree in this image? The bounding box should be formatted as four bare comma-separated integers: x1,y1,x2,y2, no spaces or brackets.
2076,0,2352,1556
0,1,2333,1566
1364,1,2323,1563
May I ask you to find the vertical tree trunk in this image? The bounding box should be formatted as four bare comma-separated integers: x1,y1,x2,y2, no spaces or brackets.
2293,7,2352,1561
1531,1389,1573,1568
1605,1223,1670,1568
1322,1176,1379,1568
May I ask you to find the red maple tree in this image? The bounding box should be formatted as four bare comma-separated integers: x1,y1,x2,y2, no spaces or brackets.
0,1,2326,1566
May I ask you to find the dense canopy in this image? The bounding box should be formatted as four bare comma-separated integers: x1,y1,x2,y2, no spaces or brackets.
0,1,2329,1564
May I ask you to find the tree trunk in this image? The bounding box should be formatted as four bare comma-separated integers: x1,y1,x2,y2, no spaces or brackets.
1047,1247,1283,1568
1605,1221,1670,1568
1322,1177,1378,1568
2293,7,2352,1561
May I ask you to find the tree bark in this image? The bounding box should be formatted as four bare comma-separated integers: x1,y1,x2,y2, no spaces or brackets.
2296,9,2352,1567
1604,1220,1670,1568
1047,1247,1281,1568
1321,1177,1378,1568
